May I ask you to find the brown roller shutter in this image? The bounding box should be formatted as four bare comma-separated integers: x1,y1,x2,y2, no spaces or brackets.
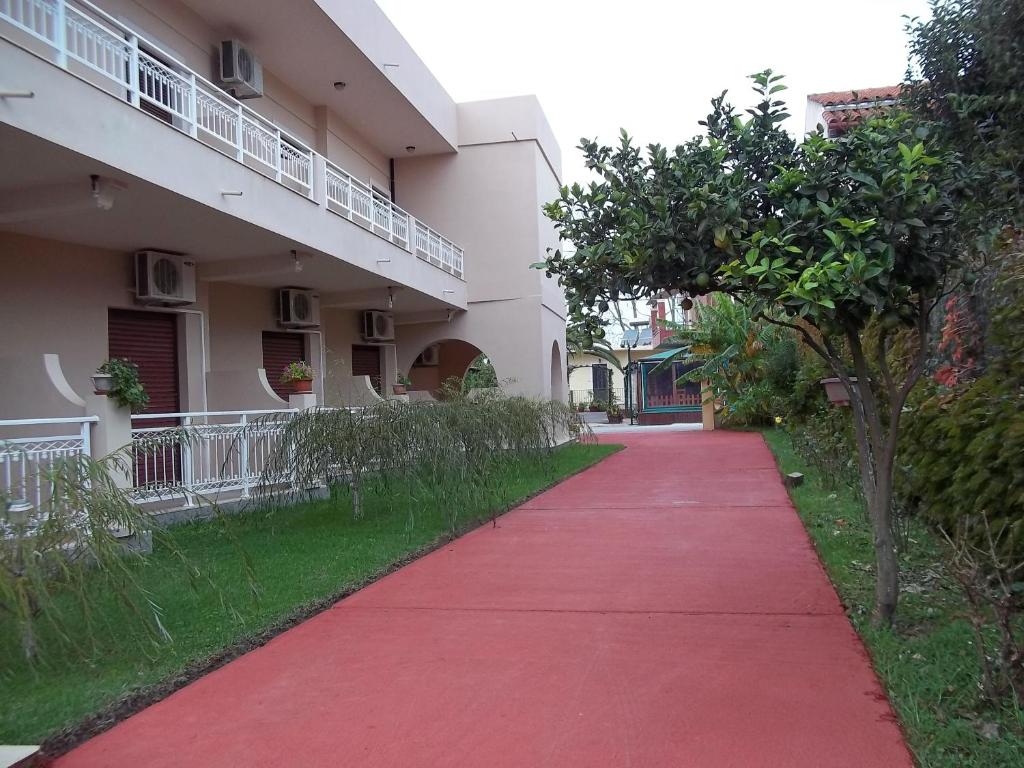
108,309,180,416
351,344,382,394
262,332,306,400
108,309,180,487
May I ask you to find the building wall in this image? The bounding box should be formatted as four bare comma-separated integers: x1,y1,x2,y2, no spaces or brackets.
393,96,567,399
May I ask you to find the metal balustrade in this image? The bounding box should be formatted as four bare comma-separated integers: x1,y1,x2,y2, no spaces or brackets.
130,409,297,501
0,0,467,281
0,416,96,511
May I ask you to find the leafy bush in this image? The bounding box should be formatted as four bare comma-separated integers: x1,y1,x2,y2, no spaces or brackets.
670,295,798,426
97,358,149,413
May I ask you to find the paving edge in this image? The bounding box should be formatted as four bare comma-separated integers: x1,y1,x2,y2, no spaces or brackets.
38,442,624,759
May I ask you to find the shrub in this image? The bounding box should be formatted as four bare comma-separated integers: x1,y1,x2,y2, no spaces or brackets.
97,358,149,413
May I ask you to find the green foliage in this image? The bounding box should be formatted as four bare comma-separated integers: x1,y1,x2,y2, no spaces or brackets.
667,294,797,425
566,318,622,371
906,0,1024,227
0,443,616,744
279,360,314,383
788,405,860,493
97,358,149,413
254,396,589,528
0,449,198,662
462,354,498,391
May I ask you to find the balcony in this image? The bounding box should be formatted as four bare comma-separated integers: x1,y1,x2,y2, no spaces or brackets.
0,0,464,279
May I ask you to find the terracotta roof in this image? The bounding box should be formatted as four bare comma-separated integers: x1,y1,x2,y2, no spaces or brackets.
808,85,902,136
807,85,902,107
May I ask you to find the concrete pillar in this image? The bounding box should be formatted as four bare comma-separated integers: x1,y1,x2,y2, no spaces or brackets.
86,393,133,488
288,393,318,411
382,344,398,398
701,381,715,432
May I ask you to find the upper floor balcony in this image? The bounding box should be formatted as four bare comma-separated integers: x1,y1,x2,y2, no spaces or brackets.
0,0,464,279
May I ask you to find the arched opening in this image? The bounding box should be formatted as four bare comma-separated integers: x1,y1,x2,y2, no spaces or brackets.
550,341,564,401
406,339,499,397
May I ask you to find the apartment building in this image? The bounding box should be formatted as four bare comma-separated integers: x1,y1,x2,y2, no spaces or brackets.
0,0,566,505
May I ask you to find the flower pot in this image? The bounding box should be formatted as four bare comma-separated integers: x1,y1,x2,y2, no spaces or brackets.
91,372,115,395
291,378,314,394
607,413,624,424
820,377,857,406
392,384,408,395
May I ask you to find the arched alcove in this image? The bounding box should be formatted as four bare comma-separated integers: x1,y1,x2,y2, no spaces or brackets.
549,340,564,401
406,339,500,396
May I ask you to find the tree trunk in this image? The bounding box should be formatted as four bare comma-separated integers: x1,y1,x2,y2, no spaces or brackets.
869,487,899,627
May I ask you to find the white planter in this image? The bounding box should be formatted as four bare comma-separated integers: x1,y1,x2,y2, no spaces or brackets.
91,372,115,395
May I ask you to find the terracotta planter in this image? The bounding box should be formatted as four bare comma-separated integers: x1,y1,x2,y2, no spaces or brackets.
91,372,115,395
291,378,314,394
820,377,857,406
392,384,408,395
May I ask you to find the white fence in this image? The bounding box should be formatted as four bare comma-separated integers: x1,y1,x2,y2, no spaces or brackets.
1,0,468,280
0,416,97,510
130,409,297,501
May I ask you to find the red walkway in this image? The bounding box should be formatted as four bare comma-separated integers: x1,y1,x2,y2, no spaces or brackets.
58,431,912,767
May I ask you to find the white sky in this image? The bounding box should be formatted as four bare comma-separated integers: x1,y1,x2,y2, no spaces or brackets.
375,0,933,186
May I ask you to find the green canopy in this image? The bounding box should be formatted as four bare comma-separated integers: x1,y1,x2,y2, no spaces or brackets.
639,347,686,361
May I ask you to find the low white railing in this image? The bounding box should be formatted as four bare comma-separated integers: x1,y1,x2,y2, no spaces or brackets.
0,0,467,280
130,409,297,501
0,416,96,511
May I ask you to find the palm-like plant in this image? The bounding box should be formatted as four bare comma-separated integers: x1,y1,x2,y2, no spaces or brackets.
566,320,622,373
666,295,796,425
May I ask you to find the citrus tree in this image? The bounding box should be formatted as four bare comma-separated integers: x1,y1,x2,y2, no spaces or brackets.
538,72,975,626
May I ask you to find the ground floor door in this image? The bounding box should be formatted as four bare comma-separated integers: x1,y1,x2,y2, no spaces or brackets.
351,344,382,395
108,308,181,486
262,331,306,401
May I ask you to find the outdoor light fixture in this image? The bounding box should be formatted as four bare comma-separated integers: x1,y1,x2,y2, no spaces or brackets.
376,258,391,265
443,289,455,294
221,190,243,197
292,250,303,273
405,146,416,153
333,81,346,90
387,287,394,310
0,90,34,98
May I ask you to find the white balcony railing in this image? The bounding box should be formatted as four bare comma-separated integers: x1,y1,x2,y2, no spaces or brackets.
1,0,467,281
0,416,96,511
130,409,297,501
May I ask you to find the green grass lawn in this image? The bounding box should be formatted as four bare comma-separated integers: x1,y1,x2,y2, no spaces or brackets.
0,443,619,747
762,428,1024,768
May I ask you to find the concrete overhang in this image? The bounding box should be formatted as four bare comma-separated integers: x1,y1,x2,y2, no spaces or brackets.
177,0,459,157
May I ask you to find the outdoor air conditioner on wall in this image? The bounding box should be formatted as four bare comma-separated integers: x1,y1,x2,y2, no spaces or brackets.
415,344,440,366
278,289,320,328
135,251,196,305
219,40,264,99
361,310,395,342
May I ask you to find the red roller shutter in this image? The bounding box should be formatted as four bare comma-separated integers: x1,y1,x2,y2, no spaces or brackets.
262,332,306,400
351,345,382,394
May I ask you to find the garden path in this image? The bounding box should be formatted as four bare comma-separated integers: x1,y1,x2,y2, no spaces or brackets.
57,431,911,767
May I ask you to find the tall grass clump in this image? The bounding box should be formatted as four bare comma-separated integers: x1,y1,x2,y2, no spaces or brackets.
253,387,588,531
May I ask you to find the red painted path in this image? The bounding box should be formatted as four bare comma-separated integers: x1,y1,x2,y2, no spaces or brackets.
59,431,912,767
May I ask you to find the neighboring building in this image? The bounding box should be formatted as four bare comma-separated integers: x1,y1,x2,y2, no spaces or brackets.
568,294,708,426
805,86,902,137
0,0,566,505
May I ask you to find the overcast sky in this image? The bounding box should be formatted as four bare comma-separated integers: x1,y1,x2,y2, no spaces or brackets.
375,0,933,186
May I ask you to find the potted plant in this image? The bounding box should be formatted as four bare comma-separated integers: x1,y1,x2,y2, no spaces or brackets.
588,400,605,413
393,374,412,396
95,359,149,412
606,403,624,424
281,361,315,394
820,377,858,406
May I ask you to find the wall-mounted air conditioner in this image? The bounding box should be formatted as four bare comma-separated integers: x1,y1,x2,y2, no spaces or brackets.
135,251,196,305
278,288,320,328
415,344,440,366
219,40,264,99
361,310,395,342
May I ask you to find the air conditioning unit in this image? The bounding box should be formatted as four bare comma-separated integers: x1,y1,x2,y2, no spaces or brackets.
278,288,320,328
219,40,264,99
135,251,196,305
415,344,440,366
361,310,395,342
